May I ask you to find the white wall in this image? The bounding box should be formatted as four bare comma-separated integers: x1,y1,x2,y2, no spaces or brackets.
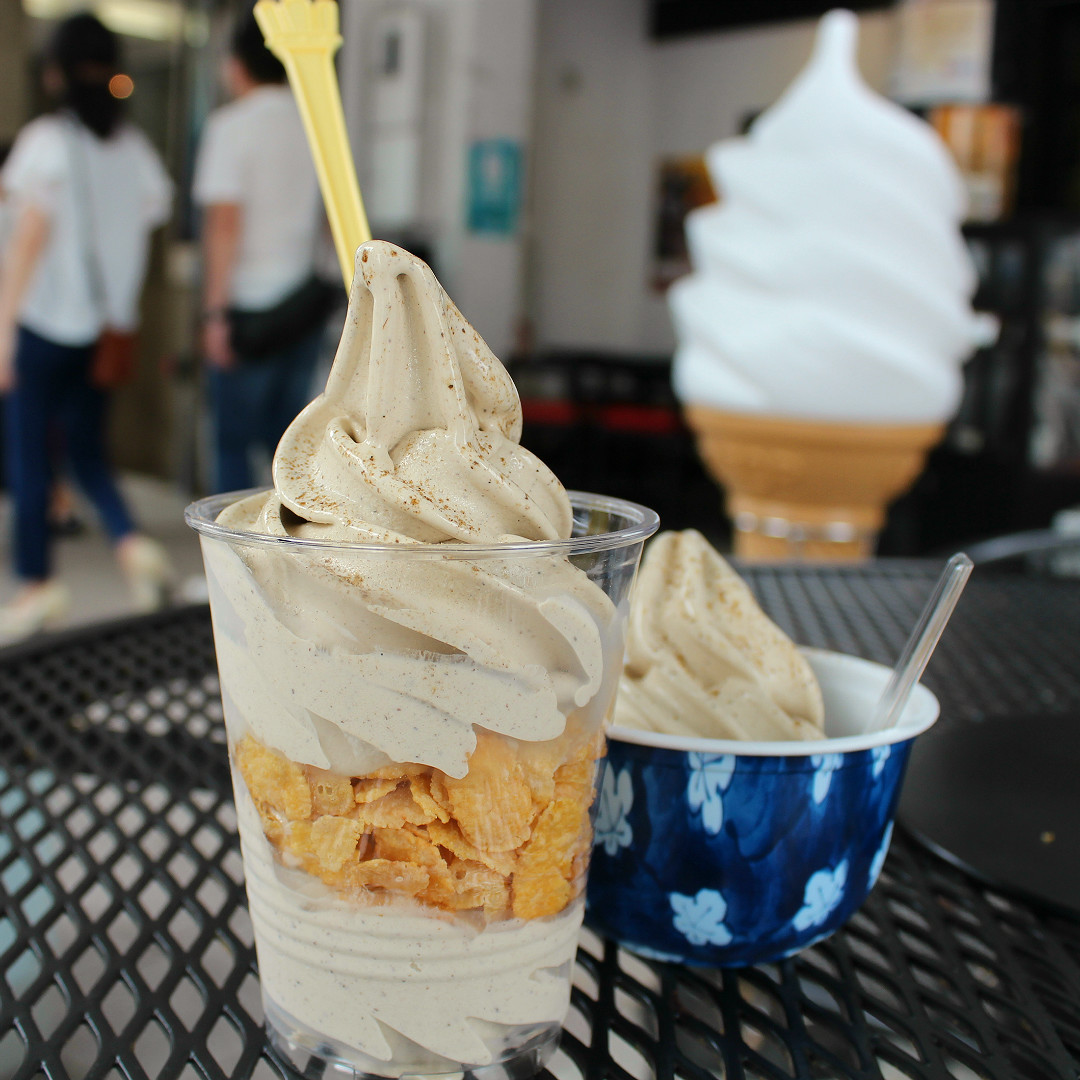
449,0,538,359
527,0,656,354
650,11,898,156
339,0,537,360
528,3,899,355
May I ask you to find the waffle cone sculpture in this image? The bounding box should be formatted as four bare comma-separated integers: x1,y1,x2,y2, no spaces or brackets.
684,407,943,561
668,12,991,562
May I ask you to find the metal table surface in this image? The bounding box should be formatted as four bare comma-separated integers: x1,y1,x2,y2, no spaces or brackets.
1,561,1079,1080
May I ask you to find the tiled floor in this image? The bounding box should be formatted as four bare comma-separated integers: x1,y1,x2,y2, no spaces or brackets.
0,473,209,633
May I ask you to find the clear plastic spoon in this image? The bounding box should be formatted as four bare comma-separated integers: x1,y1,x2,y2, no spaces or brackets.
867,552,974,732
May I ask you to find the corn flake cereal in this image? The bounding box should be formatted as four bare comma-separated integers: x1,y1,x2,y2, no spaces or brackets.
369,833,458,909
424,819,516,877
444,732,534,852
366,762,429,782
517,738,565,808
374,827,447,871
553,756,593,792
352,783,437,829
236,736,311,821
351,859,429,895
529,798,588,876
354,777,399,805
427,772,453,814
313,817,366,871
408,774,451,823
239,721,603,920
512,852,572,919
447,859,510,916
306,768,355,816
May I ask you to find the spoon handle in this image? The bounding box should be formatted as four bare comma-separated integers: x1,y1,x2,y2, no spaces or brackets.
255,0,372,290
868,553,973,732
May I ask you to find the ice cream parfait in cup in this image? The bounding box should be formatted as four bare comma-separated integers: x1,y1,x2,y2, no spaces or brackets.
585,531,940,966
187,243,658,1077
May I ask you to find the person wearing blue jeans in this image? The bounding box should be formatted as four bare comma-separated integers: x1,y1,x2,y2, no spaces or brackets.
207,327,322,492
5,327,135,577
0,13,173,640
193,12,327,494
0,327,172,635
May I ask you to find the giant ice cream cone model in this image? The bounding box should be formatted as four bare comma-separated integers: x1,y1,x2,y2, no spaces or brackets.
670,10,994,561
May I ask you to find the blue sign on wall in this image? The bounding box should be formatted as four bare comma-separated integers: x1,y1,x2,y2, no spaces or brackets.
467,138,523,235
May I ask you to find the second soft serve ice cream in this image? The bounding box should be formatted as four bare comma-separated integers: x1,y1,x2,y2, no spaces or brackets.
614,530,824,741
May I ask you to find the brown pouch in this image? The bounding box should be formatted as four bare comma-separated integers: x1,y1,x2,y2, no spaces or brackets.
91,327,138,389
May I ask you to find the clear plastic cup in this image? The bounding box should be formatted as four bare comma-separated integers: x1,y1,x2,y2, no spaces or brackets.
186,490,658,1079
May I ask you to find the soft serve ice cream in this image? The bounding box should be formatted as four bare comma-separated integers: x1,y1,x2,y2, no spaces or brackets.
193,241,648,1074
669,9,992,424
614,530,824,740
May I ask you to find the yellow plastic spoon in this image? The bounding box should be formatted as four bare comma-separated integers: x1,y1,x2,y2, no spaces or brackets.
253,0,371,289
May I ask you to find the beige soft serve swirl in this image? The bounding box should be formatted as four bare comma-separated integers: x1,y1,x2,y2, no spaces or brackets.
614,530,824,740
270,240,570,545
212,242,613,778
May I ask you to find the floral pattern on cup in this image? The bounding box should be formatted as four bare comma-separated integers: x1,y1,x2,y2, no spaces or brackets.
586,737,914,967
868,820,894,887
792,861,848,931
595,765,634,856
670,888,733,947
686,753,735,835
871,745,891,778
810,753,844,803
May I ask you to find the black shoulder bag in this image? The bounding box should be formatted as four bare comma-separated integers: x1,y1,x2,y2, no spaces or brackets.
228,274,343,359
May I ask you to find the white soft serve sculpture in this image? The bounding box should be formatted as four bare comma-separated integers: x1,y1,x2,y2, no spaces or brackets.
670,9,994,560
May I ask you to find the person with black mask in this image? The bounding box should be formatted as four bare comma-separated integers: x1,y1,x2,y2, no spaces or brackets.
0,13,174,640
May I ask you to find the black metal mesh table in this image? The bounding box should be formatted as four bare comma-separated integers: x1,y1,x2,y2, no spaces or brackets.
2,562,1079,1080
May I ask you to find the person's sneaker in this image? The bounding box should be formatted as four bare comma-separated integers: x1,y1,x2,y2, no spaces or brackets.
119,535,175,613
0,581,70,642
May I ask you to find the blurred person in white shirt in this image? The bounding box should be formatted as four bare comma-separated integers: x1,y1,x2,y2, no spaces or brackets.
193,9,329,494
0,13,174,641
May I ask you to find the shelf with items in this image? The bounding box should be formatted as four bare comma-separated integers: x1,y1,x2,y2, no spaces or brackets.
881,215,1080,555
